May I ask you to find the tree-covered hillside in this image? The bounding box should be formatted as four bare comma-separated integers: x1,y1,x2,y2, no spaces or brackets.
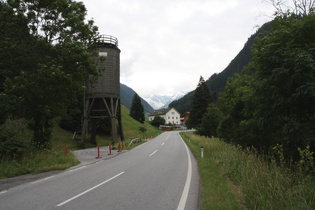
120,83,154,113
169,28,260,114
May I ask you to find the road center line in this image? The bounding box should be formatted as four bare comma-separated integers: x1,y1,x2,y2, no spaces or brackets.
149,150,158,156
177,134,192,210
56,171,125,207
162,142,165,146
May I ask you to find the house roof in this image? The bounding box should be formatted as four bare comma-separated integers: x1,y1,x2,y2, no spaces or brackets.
181,112,190,117
149,108,171,116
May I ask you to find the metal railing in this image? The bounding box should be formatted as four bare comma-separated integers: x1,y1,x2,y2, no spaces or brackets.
97,34,118,47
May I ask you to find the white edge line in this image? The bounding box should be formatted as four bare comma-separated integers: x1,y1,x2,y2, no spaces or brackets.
31,175,55,185
149,150,158,157
68,166,86,172
177,134,192,210
56,171,125,207
0,190,8,195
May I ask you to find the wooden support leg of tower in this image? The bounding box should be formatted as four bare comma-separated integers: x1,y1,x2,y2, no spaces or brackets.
80,99,93,148
118,105,124,141
111,116,118,143
90,119,97,145
80,118,88,148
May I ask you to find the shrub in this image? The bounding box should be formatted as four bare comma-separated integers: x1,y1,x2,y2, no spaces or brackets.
0,119,32,159
150,116,165,127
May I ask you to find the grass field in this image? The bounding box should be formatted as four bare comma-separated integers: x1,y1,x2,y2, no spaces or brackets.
181,132,315,210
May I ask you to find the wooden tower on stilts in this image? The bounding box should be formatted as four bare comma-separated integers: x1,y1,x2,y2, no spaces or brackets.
80,35,124,146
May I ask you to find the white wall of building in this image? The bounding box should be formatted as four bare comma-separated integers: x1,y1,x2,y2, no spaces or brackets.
165,108,180,124
148,108,181,125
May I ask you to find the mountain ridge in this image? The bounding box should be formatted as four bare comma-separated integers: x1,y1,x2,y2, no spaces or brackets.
145,92,185,109
169,26,262,114
120,83,154,114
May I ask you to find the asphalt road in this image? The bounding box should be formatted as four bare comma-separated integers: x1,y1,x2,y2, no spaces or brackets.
0,131,200,210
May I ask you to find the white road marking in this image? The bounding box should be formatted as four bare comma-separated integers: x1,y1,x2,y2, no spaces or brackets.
149,150,158,157
162,142,165,146
0,190,8,195
56,171,125,207
177,134,192,210
68,166,86,172
165,134,170,141
31,176,55,185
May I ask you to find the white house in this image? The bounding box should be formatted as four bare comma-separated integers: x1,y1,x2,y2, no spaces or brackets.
148,107,181,125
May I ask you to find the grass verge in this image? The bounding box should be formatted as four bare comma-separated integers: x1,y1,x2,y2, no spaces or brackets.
181,132,315,210
0,124,79,179
181,132,243,209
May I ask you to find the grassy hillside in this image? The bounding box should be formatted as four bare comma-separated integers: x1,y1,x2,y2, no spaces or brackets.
0,105,161,179
0,123,80,179
121,105,161,140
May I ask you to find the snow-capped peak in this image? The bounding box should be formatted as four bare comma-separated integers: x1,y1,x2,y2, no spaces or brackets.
145,92,185,110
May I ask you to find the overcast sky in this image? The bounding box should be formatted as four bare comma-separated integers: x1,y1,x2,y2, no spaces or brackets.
79,0,275,100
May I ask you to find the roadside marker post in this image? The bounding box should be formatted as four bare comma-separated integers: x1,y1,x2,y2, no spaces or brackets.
108,144,113,155
64,146,69,156
118,141,121,152
201,146,204,158
96,144,102,159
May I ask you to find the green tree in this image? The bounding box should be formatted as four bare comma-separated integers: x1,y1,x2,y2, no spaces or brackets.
130,93,145,123
0,1,35,123
187,76,211,129
197,103,223,137
0,0,99,147
217,73,258,146
249,13,315,159
151,116,165,127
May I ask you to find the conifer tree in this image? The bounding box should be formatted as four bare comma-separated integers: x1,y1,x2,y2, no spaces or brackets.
130,93,145,123
187,76,211,128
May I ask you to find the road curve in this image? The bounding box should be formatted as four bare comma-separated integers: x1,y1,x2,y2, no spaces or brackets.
0,131,200,210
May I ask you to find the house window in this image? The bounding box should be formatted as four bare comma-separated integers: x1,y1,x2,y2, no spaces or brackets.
168,116,170,119
172,112,175,115
172,117,174,119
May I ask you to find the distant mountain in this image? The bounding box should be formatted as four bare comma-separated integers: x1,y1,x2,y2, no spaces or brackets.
120,83,154,114
169,25,266,114
145,92,185,109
